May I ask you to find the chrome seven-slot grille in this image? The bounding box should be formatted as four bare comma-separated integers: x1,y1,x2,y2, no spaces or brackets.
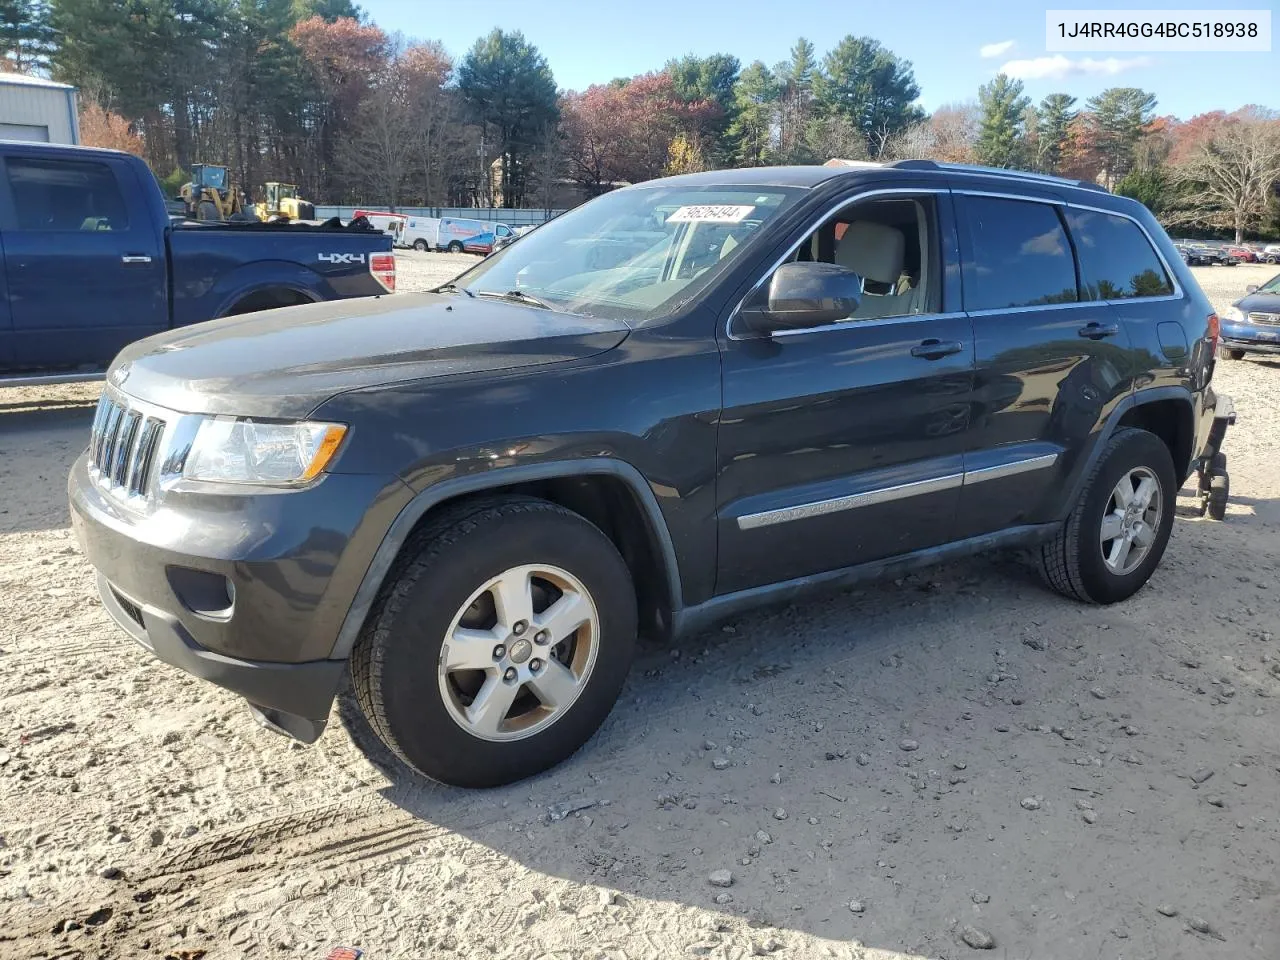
89,393,166,498
1248,312,1280,325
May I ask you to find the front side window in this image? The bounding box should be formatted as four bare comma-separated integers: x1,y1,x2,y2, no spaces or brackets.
1066,208,1175,300
8,157,130,232
450,185,805,323
744,194,942,323
960,196,1077,310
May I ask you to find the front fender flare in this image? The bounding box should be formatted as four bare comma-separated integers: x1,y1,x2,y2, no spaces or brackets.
326,458,683,661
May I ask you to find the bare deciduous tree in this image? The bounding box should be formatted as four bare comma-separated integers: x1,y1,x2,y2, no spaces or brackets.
1169,119,1280,242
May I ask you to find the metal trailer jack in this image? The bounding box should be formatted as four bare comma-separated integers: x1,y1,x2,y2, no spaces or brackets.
1194,394,1236,521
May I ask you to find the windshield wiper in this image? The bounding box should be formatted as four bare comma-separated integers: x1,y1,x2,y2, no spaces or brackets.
474,289,556,310
434,282,475,297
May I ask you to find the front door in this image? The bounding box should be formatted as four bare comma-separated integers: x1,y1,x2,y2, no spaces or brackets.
715,188,975,595
1,154,167,370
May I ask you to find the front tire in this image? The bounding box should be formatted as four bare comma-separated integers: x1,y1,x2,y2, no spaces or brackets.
1039,428,1176,604
448,240,463,253
351,497,637,788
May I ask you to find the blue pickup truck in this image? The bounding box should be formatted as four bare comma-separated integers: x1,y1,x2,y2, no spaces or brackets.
0,141,394,381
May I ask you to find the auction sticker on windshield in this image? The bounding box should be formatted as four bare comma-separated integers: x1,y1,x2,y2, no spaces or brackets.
666,205,755,223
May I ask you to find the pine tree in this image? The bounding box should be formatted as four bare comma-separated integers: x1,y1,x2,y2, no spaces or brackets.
458,29,559,208
775,37,815,162
1035,93,1077,173
975,73,1031,169
1086,87,1157,188
729,60,778,166
813,35,923,158
1,0,55,72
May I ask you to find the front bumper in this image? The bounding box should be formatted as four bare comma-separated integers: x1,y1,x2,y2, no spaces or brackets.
69,451,411,740
96,571,343,741
1221,335,1280,355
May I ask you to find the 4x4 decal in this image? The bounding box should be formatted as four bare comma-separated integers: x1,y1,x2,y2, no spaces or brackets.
318,253,366,264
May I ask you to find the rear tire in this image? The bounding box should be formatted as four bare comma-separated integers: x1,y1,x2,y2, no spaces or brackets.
351,497,637,788
413,239,428,251
1228,349,1246,360
1039,428,1176,604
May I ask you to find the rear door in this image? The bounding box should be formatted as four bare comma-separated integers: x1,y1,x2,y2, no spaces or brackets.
1,153,167,369
953,191,1132,539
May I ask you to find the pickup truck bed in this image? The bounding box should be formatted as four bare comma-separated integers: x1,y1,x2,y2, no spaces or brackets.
0,141,393,380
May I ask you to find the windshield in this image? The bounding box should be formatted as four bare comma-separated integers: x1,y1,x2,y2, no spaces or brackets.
1256,273,1280,295
445,184,806,323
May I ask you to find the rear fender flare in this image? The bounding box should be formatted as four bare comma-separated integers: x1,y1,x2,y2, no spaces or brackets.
1056,386,1196,521
326,458,683,661
203,261,329,319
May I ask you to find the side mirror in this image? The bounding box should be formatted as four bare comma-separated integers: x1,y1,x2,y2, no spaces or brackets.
1246,285,1259,294
742,261,863,334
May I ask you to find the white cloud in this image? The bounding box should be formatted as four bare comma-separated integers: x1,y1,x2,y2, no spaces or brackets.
979,40,1016,59
998,54,1153,81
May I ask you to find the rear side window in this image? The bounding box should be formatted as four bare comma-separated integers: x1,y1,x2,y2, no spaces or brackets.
960,196,1077,310
1065,208,1175,300
7,157,130,232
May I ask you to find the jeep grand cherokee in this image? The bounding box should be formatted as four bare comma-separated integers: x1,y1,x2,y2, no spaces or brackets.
71,161,1231,787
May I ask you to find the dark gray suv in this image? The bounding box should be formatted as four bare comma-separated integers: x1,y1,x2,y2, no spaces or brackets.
70,161,1233,787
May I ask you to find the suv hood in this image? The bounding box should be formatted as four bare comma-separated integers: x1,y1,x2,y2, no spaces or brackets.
109,293,631,418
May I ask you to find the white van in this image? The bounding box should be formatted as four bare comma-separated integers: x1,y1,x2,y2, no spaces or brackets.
438,217,514,254
353,210,407,245
402,216,441,251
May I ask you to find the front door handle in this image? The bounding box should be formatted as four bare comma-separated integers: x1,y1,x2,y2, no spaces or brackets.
910,338,964,360
1078,322,1119,340
121,255,153,265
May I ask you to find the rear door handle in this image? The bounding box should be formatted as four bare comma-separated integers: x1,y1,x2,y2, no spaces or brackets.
910,338,964,360
1078,322,1119,340
121,255,153,264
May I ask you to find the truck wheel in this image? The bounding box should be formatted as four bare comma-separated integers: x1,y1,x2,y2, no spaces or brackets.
1227,349,1246,360
351,497,637,787
1207,474,1229,521
198,200,221,222
413,239,429,252
1039,427,1176,604
448,240,464,253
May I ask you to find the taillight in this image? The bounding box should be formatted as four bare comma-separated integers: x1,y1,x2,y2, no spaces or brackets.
1206,312,1219,348
370,253,396,293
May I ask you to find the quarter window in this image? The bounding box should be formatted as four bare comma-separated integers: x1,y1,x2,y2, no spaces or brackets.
7,157,130,232
960,196,1077,310
1065,208,1174,300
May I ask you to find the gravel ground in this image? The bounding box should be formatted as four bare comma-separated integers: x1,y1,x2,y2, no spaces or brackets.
1,263,1278,960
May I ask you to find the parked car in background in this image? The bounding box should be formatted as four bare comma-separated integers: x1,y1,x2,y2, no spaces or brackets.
1226,246,1257,263
0,141,394,382
1178,243,1214,267
439,217,514,253
71,159,1233,788
401,216,440,251
1220,271,1280,359
353,210,406,246
1260,244,1280,265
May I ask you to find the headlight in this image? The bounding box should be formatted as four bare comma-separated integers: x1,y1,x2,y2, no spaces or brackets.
1223,306,1244,323
183,418,347,485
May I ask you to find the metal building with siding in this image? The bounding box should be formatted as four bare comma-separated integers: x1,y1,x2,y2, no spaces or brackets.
0,74,80,145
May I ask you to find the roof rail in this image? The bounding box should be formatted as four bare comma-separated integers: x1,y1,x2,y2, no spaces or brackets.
887,159,1109,194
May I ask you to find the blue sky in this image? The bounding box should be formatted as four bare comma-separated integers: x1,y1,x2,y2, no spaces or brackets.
360,0,1273,119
